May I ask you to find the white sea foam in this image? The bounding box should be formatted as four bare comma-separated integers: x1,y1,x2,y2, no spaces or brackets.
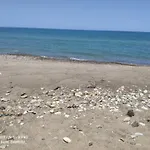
70,57,86,61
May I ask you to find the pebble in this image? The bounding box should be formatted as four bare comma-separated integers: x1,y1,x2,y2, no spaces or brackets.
75,92,83,97
141,106,148,110
0,106,6,110
1,98,8,102
43,91,49,95
50,109,54,114
123,117,131,122
143,90,148,94
131,121,139,127
20,93,28,99
131,132,143,138
63,137,72,143
139,122,146,126
88,141,93,146
0,145,7,149
127,110,135,117
54,112,61,115
64,114,70,118
41,87,45,90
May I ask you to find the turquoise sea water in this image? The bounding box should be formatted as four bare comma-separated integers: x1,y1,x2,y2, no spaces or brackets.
0,27,150,65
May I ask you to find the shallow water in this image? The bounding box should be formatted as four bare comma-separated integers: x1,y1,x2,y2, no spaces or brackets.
0,27,150,65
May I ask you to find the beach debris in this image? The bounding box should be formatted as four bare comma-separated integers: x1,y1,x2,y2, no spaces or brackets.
0,72,2,75
63,137,72,143
131,121,139,127
127,110,135,117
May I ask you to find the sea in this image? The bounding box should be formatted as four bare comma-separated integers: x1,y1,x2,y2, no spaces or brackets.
0,27,150,65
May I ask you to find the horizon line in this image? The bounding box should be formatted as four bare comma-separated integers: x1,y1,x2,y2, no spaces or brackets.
0,26,150,33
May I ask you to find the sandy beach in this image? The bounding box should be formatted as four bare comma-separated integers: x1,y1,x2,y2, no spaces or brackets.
0,55,150,150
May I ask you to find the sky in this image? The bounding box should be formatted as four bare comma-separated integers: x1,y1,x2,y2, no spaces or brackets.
0,0,150,32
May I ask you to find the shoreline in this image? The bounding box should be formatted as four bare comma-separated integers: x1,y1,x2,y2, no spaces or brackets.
0,53,143,67
1,53,150,91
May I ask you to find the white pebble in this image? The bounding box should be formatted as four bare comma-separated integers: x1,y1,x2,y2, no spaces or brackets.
63,137,72,143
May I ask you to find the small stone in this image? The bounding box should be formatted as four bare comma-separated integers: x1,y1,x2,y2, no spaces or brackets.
54,112,61,115
16,112,23,116
41,87,45,90
140,93,144,97
21,93,28,99
50,109,54,114
131,132,143,138
23,111,28,115
54,86,61,90
1,98,7,102
75,92,83,97
63,137,71,143
139,122,146,126
123,117,131,122
0,145,7,149
5,93,10,96
131,121,139,127
146,118,150,122
0,129,5,134
143,90,148,94
127,110,135,117
119,138,125,142
0,106,6,110
46,102,56,108
88,141,93,146
43,91,49,95
141,106,148,110
96,125,102,129
20,122,24,126
64,114,70,118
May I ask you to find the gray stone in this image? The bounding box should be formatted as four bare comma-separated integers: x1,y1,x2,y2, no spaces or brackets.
127,110,135,117
88,141,93,146
131,121,139,127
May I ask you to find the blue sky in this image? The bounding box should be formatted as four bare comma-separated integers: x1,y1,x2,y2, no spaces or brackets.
0,0,149,32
